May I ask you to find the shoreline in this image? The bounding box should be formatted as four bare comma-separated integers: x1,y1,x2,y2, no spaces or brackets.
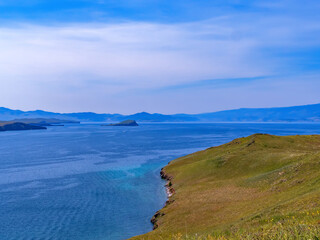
130,134,320,240
160,168,175,198
150,167,175,230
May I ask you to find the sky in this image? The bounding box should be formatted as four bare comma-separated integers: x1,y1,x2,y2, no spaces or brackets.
0,0,319,114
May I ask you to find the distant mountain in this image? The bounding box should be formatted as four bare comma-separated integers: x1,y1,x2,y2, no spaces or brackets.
0,103,320,123
0,107,198,122
193,103,320,122
11,118,79,125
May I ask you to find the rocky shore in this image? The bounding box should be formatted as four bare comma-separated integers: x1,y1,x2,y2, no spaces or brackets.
150,167,175,230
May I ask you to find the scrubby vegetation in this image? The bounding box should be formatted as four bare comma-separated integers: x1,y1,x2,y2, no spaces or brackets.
131,134,320,240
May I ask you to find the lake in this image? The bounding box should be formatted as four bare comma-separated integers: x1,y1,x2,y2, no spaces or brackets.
0,123,319,240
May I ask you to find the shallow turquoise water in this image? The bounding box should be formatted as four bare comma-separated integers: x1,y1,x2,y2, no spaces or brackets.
0,123,319,240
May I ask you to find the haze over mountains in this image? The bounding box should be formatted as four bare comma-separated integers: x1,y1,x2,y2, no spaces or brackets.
0,103,319,123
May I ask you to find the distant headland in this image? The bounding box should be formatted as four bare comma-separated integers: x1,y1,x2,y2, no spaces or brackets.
0,118,79,132
0,122,46,131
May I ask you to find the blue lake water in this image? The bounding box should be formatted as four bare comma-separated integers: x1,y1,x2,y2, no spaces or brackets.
0,123,320,240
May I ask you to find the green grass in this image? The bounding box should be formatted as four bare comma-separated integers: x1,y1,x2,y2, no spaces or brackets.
131,134,320,240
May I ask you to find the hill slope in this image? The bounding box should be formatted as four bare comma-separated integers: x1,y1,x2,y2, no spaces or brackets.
133,134,320,239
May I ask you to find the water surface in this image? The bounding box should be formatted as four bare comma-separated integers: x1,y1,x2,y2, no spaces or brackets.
0,123,319,240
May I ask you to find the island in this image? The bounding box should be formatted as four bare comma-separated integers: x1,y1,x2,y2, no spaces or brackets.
131,134,320,240
103,120,139,126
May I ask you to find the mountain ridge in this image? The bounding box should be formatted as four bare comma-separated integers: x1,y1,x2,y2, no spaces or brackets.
0,103,319,122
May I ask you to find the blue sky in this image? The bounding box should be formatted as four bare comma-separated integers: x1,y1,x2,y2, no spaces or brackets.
0,0,319,114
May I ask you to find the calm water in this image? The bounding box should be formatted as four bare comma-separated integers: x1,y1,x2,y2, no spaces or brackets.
0,123,320,240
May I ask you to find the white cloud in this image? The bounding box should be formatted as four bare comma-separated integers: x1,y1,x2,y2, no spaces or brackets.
0,21,267,86
0,9,319,113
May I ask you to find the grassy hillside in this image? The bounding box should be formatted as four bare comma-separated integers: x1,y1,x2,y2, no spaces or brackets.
132,134,320,239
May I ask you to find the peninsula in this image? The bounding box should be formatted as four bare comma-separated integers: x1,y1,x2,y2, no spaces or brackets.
0,118,79,132
0,122,46,131
11,118,80,126
132,134,320,239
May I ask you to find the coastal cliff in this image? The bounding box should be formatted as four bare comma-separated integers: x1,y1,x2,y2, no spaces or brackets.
131,134,320,239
